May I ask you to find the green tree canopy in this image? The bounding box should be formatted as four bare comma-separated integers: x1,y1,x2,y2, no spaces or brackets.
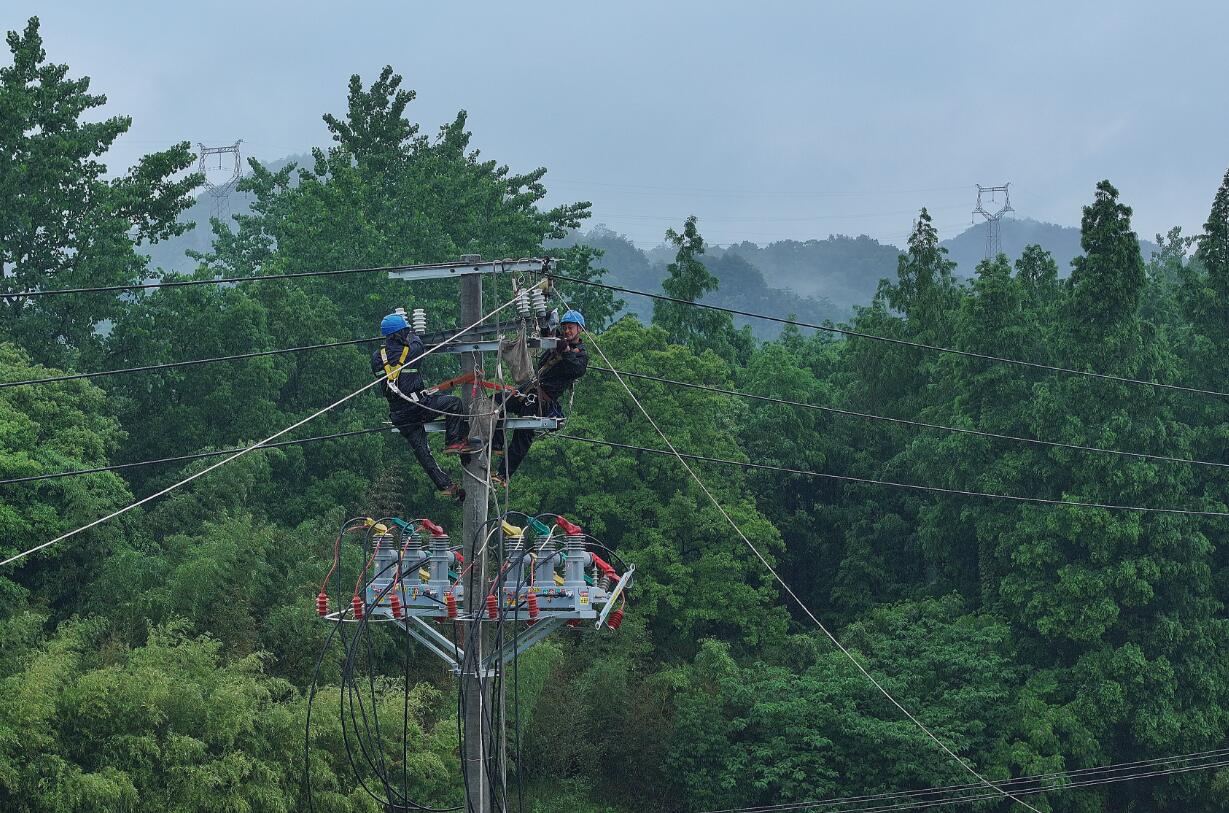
0,17,199,364
652,216,752,364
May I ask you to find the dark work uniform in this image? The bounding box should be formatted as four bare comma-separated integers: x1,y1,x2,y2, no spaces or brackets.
371,331,469,491
496,339,588,478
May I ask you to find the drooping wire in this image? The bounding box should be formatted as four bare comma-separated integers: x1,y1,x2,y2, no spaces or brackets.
314,521,463,812
1,257,536,300
588,366,1229,471
546,271,1229,399
555,434,1229,519
0,292,525,568
0,336,382,390
0,427,389,486
12,422,1229,519
696,746,1229,813
549,288,1045,813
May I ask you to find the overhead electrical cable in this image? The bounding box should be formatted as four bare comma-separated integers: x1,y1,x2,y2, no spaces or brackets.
711,755,1229,813
0,293,523,568
1,257,531,300
11,383,1229,516
589,366,1229,470
697,747,1229,813
548,178,972,197
3,265,388,299
0,427,388,486
557,435,1229,518
0,336,382,389
554,293,1044,813
8,401,1227,517
548,273,1229,399
586,204,970,223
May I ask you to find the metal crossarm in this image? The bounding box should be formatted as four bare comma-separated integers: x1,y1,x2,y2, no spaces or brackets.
391,417,563,434
387,258,548,282
427,337,556,354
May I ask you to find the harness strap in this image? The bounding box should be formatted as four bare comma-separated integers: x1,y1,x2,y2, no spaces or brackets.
380,344,424,405
380,345,413,381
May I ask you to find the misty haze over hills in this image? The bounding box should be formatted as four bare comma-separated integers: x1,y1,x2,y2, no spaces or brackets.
942,217,1160,280
144,163,1166,338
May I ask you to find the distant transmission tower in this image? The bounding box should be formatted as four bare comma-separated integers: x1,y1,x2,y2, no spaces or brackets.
198,140,243,219
972,183,1013,259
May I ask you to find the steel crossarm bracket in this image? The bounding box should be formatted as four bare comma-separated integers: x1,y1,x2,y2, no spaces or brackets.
387,258,548,282
596,565,635,629
420,324,536,343
394,617,464,673
482,616,565,673
425,337,555,354
393,417,563,434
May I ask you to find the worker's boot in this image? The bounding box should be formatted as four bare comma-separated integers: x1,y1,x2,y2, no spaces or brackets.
438,483,465,504
443,436,485,455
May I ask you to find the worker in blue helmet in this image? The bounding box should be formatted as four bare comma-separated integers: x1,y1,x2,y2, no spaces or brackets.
371,311,482,502
492,308,588,483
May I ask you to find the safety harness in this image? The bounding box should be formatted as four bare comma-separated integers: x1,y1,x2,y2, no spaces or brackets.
380,345,424,404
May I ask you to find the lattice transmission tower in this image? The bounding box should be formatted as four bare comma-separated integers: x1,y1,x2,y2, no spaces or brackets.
197,140,243,219
972,183,1013,260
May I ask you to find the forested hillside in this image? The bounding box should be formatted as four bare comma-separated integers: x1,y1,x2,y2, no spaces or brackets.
555,226,851,337
941,217,1162,278
3,17,1229,813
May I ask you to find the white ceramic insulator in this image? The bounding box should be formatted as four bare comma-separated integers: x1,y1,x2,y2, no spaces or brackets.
411,308,427,333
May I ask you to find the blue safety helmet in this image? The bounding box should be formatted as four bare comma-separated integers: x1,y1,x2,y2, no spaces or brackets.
560,309,586,329
380,312,410,336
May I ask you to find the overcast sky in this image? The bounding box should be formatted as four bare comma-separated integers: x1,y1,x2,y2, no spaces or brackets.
14,1,1229,248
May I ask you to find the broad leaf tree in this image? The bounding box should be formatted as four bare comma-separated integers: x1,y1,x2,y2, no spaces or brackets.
0,17,199,365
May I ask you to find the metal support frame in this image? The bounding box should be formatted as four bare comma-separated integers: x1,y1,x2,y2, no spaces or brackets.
972,183,1013,260
387,258,548,283
428,337,555,355
394,617,464,674
482,617,565,674
391,417,562,434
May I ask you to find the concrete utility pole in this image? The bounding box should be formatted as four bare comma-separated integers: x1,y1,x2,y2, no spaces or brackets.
368,254,626,813
459,256,492,813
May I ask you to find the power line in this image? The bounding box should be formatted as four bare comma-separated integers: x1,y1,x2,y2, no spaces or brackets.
9,358,1225,513
2,257,533,301
0,427,387,486
587,204,970,223
698,747,1229,813
0,336,381,389
2,265,390,300
549,178,973,198
721,755,1229,813
588,366,1229,471
548,273,1229,399
0,293,522,568
562,314,1043,813
556,435,1229,518
13,419,1222,518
